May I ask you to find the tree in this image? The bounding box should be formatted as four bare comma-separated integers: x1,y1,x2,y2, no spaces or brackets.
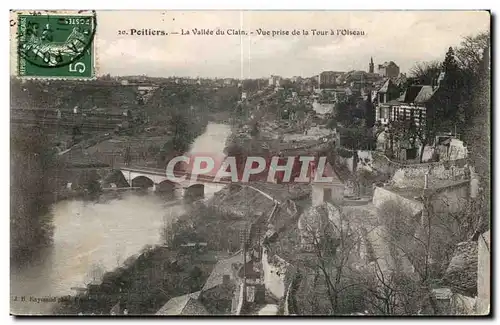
11,125,57,262
462,42,490,181
301,208,362,314
250,120,260,137
377,198,435,281
454,32,489,127
334,98,354,126
406,34,489,163
157,110,194,167
354,256,433,315
326,116,338,130
339,127,375,151
123,144,131,166
364,99,376,128
410,60,441,85
406,48,464,163
371,199,444,314
441,47,463,122
375,196,476,312
461,43,490,235
170,111,191,153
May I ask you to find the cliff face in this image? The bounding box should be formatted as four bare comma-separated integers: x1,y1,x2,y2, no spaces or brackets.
443,241,478,297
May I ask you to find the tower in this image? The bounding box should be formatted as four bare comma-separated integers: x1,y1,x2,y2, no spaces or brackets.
369,57,374,73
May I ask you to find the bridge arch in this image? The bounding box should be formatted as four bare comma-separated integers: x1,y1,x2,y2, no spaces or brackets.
184,184,204,200
131,176,155,189
156,180,177,194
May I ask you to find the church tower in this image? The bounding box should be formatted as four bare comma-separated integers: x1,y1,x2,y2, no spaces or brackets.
369,57,374,73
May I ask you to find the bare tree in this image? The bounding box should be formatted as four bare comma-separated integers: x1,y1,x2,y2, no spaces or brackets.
373,197,468,315
301,209,361,314
409,61,442,85
354,256,435,315
455,32,489,73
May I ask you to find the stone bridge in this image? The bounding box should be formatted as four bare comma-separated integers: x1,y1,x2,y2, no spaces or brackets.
119,165,231,199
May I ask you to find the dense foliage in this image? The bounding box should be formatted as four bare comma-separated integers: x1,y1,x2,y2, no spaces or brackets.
11,126,57,262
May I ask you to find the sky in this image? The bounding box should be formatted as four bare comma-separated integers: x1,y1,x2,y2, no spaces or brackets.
11,10,490,79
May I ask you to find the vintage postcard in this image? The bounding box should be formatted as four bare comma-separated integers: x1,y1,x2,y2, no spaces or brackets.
10,10,491,316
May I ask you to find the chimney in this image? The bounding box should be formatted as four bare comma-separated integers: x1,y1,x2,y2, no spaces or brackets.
424,172,429,190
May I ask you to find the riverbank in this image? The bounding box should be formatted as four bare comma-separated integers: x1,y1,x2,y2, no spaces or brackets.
48,184,276,315
12,121,235,315
46,112,212,203
52,245,218,315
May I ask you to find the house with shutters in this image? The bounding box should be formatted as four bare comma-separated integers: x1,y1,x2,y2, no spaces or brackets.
376,72,446,128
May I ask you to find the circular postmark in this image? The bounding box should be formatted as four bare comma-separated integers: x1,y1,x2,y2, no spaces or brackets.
16,10,97,69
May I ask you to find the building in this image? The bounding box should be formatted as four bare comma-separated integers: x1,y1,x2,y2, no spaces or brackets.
310,161,345,207
319,71,343,88
374,79,402,124
375,79,401,105
199,252,244,314
156,291,209,315
378,61,400,78
340,70,381,91
373,166,473,216
375,81,444,128
268,75,282,87
369,57,374,73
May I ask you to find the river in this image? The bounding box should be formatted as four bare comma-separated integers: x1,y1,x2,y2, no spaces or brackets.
10,122,232,315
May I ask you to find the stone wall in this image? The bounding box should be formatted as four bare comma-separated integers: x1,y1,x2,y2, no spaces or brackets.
430,181,470,214
262,249,292,300
373,181,469,217
372,186,423,215
391,162,467,188
371,151,468,185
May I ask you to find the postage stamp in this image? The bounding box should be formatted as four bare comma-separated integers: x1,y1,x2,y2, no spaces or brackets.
13,10,97,79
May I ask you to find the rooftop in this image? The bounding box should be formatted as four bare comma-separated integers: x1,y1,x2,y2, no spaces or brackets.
388,84,438,105
201,251,244,292
413,85,435,103
378,79,396,93
156,291,209,315
378,61,399,68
